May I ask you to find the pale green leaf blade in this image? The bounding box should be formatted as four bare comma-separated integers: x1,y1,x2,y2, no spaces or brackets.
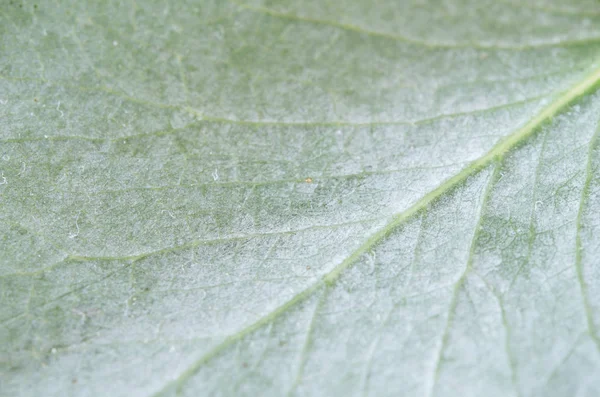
2,1,600,396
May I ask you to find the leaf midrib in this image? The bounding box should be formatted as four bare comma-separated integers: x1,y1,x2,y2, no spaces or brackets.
153,57,600,396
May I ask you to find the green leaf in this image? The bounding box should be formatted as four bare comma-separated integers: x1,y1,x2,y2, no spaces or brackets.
2,1,600,396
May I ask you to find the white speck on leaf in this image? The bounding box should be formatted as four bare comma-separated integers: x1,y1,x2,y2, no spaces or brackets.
69,213,80,239
161,210,176,219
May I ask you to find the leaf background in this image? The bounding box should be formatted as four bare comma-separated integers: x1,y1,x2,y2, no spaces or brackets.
2,0,600,396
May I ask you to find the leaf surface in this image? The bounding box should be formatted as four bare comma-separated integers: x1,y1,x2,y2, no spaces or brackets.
2,1,600,396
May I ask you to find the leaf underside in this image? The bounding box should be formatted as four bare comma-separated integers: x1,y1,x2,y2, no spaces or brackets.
2,1,600,396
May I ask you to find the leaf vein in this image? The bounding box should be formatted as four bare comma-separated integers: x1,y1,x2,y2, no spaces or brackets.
230,0,600,51
151,58,600,396
574,119,600,352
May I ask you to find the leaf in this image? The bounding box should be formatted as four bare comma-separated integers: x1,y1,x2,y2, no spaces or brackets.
2,1,600,396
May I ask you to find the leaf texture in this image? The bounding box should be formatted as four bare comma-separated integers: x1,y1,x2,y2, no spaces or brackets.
2,1,600,396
